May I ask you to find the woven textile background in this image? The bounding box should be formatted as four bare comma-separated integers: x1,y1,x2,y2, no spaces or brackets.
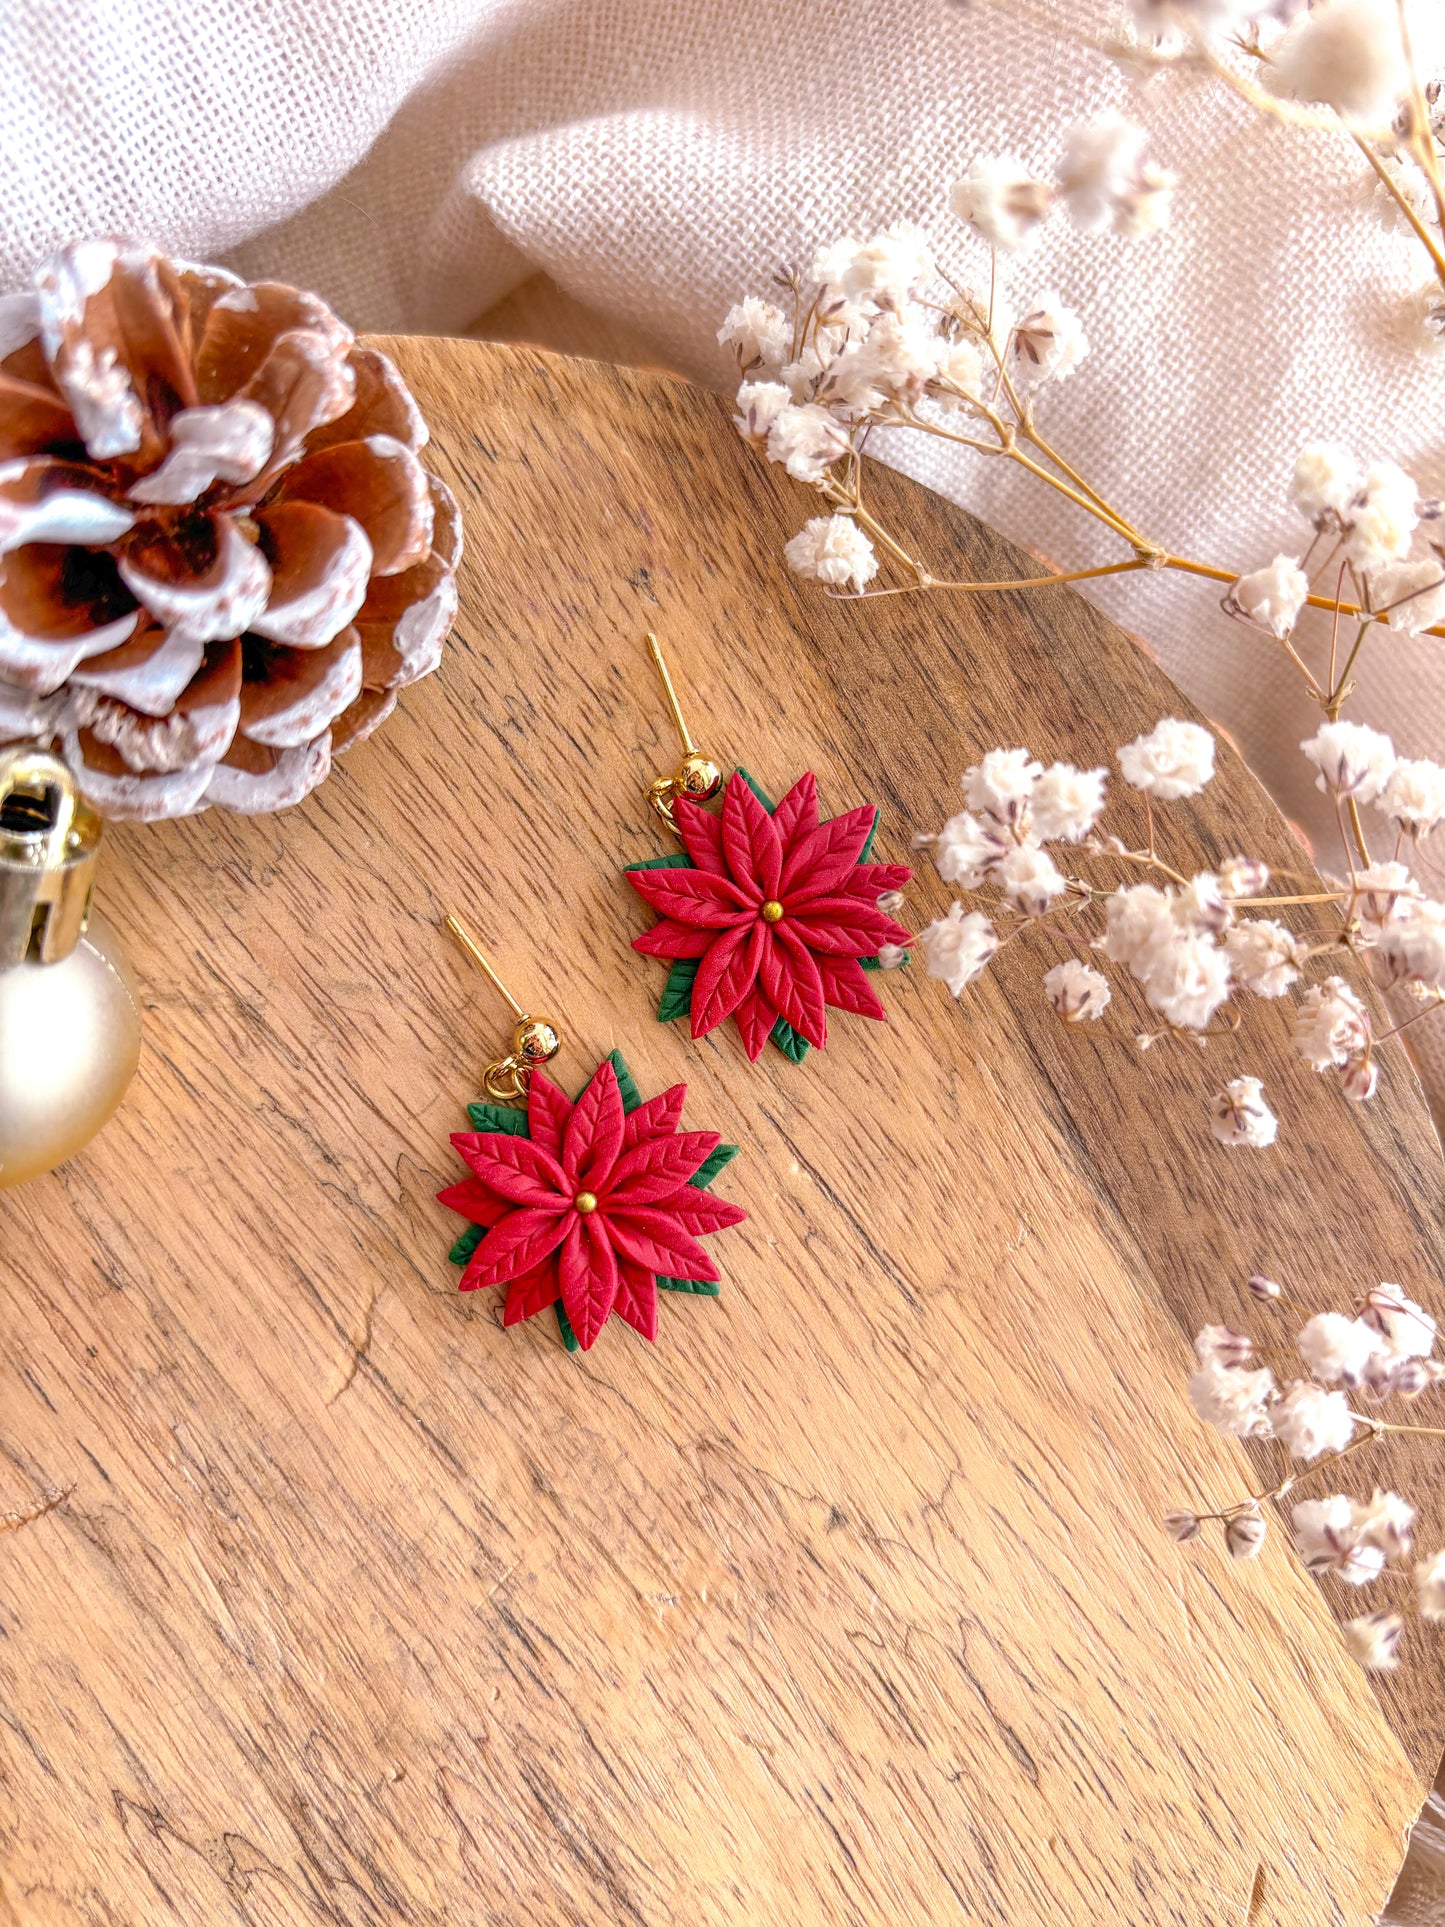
5,0,1445,1084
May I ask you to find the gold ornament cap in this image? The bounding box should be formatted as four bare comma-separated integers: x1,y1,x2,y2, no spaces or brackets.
0,744,103,967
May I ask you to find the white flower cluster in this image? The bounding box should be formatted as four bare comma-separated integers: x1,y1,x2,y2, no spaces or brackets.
1289,443,1441,593
1286,716,1445,1046
1187,1285,1442,1456
1291,974,1374,1100
952,113,1176,251
919,902,998,996
1300,720,1445,847
1229,444,1445,637
1292,1489,1414,1585
1125,0,1409,131
1357,1542,1445,1667
1102,879,1234,1031
1044,957,1111,1024
1177,1276,1445,1665
917,722,1339,1144
719,222,940,497
920,745,1112,998
722,204,1102,594
1270,0,1411,130
1208,1077,1278,1148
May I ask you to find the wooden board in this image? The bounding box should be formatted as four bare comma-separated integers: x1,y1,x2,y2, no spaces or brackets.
2,335,1443,1926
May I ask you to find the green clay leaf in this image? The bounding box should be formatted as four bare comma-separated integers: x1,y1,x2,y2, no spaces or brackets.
628,851,696,871
555,1302,580,1351
657,1276,722,1296
770,1017,811,1063
657,957,699,1024
859,810,879,863
691,1143,739,1190
465,1101,530,1135
860,949,910,972
606,1049,644,1114
448,1223,485,1266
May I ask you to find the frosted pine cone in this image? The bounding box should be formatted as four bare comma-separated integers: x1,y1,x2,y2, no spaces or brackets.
0,239,459,819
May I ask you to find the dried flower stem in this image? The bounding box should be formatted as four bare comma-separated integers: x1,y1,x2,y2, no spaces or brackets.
1353,134,1445,288
1197,1428,1381,1523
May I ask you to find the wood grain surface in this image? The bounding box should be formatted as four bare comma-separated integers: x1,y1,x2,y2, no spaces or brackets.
3,335,1444,1926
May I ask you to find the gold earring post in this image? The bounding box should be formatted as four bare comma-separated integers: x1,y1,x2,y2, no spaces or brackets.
642,632,724,832
646,631,697,755
444,912,525,1018
442,912,561,1101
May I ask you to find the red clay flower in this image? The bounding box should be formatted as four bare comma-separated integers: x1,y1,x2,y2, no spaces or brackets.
626,771,912,1060
438,1059,745,1349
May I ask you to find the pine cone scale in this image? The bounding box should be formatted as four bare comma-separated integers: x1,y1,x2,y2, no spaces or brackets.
0,373,76,461
0,239,459,818
306,344,427,455
69,623,205,716
237,628,362,749
117,516,272,644
273,435,432,575
0,543,139,690
250,502,372,648
352,476,461,689
330,686,398,755
0,457,137,550
127,399,274,506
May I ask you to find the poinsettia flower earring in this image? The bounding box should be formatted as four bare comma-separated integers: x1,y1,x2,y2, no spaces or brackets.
436,912,746,1353
625,634,915,1064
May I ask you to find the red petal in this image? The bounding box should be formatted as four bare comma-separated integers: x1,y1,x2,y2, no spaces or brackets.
526,1067,572,1160
690,922,766,1039
781,804,878,899
632,919,715,960
771,771,819,849
785,899,911,957
448,1129,510,1169
611,1257,658,1342
721,772,782,896
732,986,777,1061
563,1059,625,1191
606,1208,720,1283
655,1190,748,1235
454,1133,569,1207
847,861,912,897
621,1083,686,1151
604,1131,720,1206
761,926,828,1049
461,1207,570,1290
557,1217,619,1349
818,954,888,1020
501,1262,561,1322
673,794,727,874
626,864,755,926
436,1177,510,1226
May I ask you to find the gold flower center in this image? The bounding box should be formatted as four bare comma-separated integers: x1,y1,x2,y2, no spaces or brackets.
574,1191,598,1215
760,900,785,924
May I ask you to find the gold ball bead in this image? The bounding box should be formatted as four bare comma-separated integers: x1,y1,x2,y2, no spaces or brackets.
674,753,723,803
574,1191,598,1215
760,899,785,924
514,1016,560,1064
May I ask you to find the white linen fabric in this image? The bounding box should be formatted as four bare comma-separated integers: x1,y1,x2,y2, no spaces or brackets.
6,0,1445,1094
